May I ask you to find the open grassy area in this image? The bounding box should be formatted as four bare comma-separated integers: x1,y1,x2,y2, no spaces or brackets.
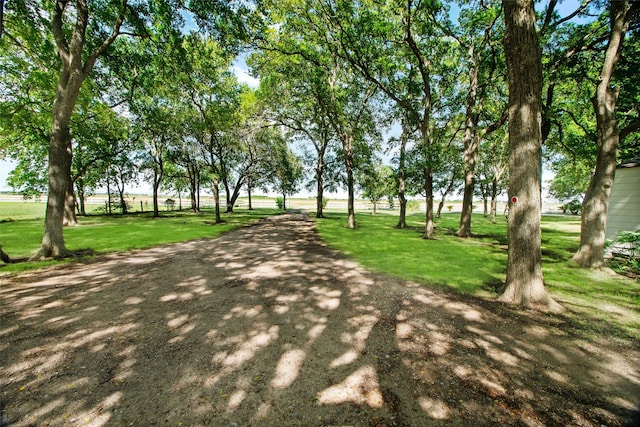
0,204,280,272
315,212,640,341
0,200,49,220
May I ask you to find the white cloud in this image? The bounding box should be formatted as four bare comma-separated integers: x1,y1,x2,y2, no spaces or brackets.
232,65,259,89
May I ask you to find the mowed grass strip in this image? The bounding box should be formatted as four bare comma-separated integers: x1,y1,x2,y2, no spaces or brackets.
316,212,640,340
0,205,279,272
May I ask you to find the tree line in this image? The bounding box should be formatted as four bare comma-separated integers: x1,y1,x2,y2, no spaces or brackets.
1,0,638,310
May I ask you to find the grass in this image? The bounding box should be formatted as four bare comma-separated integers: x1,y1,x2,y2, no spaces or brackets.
317,213,507,294
0,203,280,272
316,211,640,341
0,200,49,221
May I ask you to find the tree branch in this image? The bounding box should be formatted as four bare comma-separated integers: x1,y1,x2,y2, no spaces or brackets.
620,119,640,142
84,0,128,74
52,1,71,64
480,108,508,137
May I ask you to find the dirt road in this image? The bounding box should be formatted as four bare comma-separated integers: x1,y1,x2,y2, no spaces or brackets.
1,213,639,426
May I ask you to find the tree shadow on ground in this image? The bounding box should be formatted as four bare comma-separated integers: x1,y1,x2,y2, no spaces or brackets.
1,213,639,426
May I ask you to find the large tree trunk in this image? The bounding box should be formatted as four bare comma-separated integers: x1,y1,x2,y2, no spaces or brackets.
187,163,199,213
152,168,161,218
227,178,245,213
39,91,77,258
421,132,434,240
423,165,434,239
436,199,445,219
152,154,163,217
498,0,560,311
396,120,409,229
115,173,128,214
213,180,222,223
223,174,233,213
457,45,480,238
346,150,356,229
63,184,78,225
572,0,632,268
105,177,111,214
316,161,325,218
76,178,87,216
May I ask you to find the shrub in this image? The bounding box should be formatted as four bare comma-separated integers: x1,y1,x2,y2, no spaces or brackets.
560,199,582,215
406,200,420,212
606,230,640,280
276,197,285,210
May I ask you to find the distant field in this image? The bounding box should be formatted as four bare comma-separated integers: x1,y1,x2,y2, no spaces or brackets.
1,201,48,220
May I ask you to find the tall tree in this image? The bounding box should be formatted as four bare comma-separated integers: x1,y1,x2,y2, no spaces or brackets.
572,0,638,268
252,51,339,219
2,0,256,258
267,132,304,210
325,0,444,238
498,0,559,310
449,0,506,237
260,0,449,237
359,164,394,216
39,0,126,257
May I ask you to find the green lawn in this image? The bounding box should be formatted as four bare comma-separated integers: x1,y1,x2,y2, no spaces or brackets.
0,200,49,220
316,211,640,341
0,204,279,272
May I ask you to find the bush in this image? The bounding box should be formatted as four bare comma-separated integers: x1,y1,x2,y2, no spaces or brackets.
606,230,640,280
560,199,582,215
276,197,285,210
406,200,420,212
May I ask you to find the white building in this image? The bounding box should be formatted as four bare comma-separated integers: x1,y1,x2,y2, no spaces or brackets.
605,158,640,241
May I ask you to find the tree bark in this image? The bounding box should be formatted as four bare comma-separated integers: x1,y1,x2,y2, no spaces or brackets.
76,178,86,216
152,168,162,218
572,0,632,268
247,183,253,210
457,45,480,238
63,182,78,226
227,177,245,213
345,147,356,229
396,120,409,229
40,100,76,258
423,164,434,239
316,160,325,218
499,0,560,311
106,175,112,215
213,180,222,223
